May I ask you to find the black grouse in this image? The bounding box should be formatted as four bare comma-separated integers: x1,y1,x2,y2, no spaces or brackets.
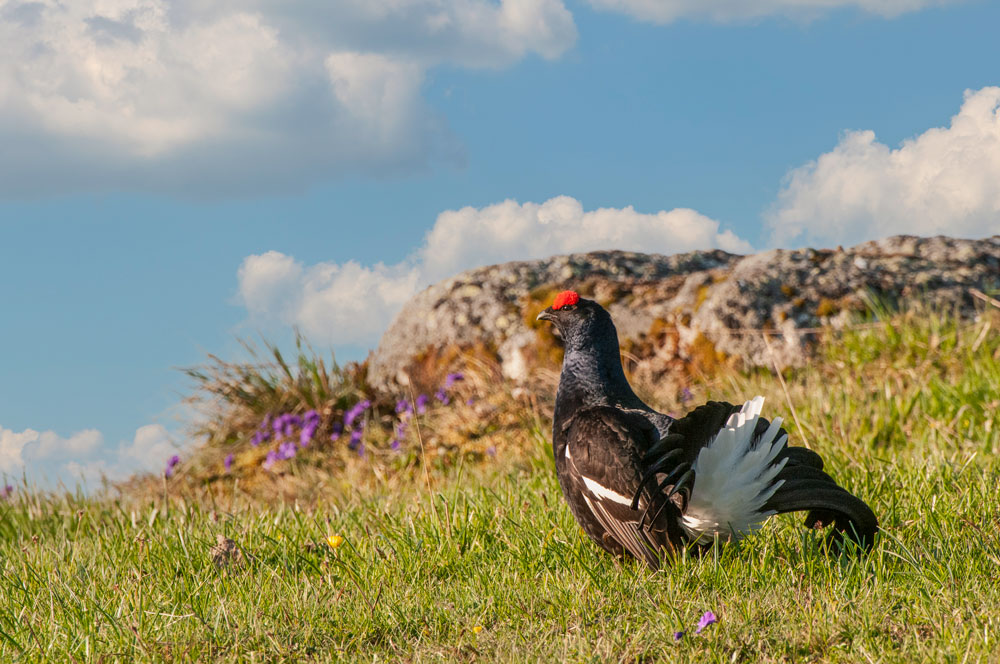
537,290,877,569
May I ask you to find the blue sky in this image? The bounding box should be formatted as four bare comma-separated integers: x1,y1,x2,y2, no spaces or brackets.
2,0,999,488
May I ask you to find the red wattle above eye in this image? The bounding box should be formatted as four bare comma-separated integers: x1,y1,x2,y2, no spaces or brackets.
552,290,579,310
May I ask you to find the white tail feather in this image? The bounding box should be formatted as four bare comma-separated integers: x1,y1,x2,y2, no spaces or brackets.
680,396,788,543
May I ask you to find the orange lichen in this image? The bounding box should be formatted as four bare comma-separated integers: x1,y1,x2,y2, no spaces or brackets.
695,285,711,311
687,333,729,373
816,297,840,317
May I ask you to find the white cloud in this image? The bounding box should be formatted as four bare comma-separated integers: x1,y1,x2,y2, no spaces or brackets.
586,0,958,23
237,195,751,347
767,86,1000,247
325,52,426,148
0,0,576,195
121,424,176,465
238,251,305,322
238,251,421,346
1,422,180,488
0,426,37,473
295,261,421,346
34,429,104,459
419,196,752,280
1,425,104,473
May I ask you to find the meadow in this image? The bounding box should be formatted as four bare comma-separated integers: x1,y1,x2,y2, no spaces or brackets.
2,302,999,662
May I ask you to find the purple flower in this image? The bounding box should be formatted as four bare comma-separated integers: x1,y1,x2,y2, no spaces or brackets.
224,454,234,473
304,409,320,424
680,387,693,404
272,416,295,443
395,399,412,415
445,372,464,388
486,446,497,457
330,422,343,440
277,441,297,460
272,413,302,438
251,428,271,446
357,443,366,458
673,631,684,642
695,611,717,634
164,455,180,478
300,423,317,447
2,485,13,499
263,449,278,470
259,414,272,432
466,398,475,406
389,419,408,452
348,428,363,450
435,388,450,405
344,400,371,429
415,394,429,415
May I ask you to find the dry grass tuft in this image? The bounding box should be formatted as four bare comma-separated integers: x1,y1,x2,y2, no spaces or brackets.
120,299,999,510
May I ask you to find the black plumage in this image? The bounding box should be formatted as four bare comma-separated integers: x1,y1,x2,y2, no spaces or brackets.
538,292,877,570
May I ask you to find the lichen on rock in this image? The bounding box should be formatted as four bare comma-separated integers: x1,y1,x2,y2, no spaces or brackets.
368,235,1000,393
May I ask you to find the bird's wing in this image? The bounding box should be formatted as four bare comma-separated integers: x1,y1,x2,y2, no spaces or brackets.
664,398,877,549
563,407,682,569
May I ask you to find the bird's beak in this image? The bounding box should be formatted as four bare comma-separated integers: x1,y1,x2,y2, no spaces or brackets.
536,308,555,323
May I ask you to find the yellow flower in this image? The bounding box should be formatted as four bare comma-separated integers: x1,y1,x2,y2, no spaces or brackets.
472,625,483,635
327,534,345,550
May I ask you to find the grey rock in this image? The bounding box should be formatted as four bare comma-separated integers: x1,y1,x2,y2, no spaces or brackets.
368,235,1000,391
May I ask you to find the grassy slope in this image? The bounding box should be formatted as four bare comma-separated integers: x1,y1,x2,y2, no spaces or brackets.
2,306,999,662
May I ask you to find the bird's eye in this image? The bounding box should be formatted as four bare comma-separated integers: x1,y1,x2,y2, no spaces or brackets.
561,304,576,311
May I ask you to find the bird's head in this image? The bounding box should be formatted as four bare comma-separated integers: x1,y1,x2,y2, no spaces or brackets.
536,290,616,350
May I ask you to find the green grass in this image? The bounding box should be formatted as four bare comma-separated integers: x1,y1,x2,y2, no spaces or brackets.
2,304,999,662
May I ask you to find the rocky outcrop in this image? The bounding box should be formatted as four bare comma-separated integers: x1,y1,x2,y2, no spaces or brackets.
368,235,1000,392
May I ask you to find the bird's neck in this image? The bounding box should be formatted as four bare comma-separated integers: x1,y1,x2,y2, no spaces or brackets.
554,341,646,425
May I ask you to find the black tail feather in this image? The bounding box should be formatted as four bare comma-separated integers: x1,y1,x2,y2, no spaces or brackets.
668,400,878,551
765,424,877,549
765,474,878,550
778,446,825,470
774,464,840,486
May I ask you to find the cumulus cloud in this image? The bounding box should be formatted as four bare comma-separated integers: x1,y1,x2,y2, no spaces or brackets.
767,86,1000,247
586,0,958,23
121,424,176,465
238,196,752,347
33,429,104,460
237,252,421,346
419,196,752,280
0,427,37,473
1,426,104,473
1,422,180,488
0,0,576,195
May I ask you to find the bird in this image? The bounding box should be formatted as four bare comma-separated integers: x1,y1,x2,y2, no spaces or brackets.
536,289,877,570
